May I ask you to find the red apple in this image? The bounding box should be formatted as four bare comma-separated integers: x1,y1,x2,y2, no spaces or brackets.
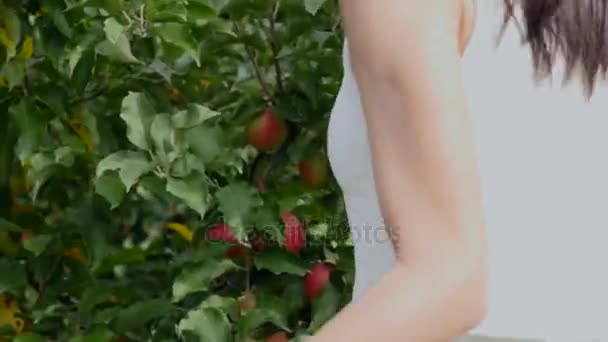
206,223,238,244
304,263,332,301
266,331,288,342
225,245,249,259
246,108,288,152
281,212,306,253
298,156,329,189
207,223,251,260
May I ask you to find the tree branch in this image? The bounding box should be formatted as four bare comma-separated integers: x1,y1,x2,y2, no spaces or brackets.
233,21,275,103
268,0,284,95
69,85,108,105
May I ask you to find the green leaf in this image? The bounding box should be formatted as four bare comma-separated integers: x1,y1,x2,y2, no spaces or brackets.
27,153,58,200
54,146,75,167
216,182,261,240
120,92,155,150
0,6,20,59
240,305,290,335
65,203,112,268
67,0,124,14
96,34,139,64
10,101,43,164
51,9,73,38
186,126,223,163
113,298,175,333
147,59,172,83
166,173,209,219
78,283,113,312
95,172,126,209
253,249,309,276
68,45,86,76
206,0,231,13
94,307,121,325
98,248,147,271
112,161,151,192
0,218,23,233
147,0,188,22
0,259,26,294
0,325,17,338
252,205,280,232
3,59,24,89
186,1,216,23
137,174,171,201
75,109,100,150
23,234,52,257
168,155,190,178
35,84,67,117
69,328,114,342
154,23,200,66
97,150,153,191
308,283,340,332
172,104,220,129
150,113,173,164
238,309,271,336
199,295,238,317
177,307,231,342
304,0,328,15
252,294,290,329
283,282,307,315
120,159,154,190
103,17,124,44
14,333,47,342
0,232,18,257
71,49,96,95
172,259,238,301
221,146,257,175
170,153,206,178
239,295,291,335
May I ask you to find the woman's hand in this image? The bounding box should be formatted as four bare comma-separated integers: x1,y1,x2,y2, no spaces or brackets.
311,0,487,341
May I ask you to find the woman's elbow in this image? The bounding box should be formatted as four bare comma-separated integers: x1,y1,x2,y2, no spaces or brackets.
459,263,487,331
448,254,488,332
398,250,488,334
439,235,488,330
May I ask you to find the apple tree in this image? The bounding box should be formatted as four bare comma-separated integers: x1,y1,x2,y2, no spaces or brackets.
0,0,354,341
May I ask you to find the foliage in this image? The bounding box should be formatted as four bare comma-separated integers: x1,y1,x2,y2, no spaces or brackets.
0,0,353,341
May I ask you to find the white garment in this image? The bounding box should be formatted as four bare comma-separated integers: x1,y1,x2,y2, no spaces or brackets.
327,1,608,341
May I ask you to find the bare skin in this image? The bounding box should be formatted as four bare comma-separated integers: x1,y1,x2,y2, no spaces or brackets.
309,1,487,341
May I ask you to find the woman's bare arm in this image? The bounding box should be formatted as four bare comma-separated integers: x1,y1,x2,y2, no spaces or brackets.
310,1,487,341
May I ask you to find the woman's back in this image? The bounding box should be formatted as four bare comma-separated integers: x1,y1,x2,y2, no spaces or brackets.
328,1,608,340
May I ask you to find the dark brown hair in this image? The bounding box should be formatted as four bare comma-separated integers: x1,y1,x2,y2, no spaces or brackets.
503,0,608,96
